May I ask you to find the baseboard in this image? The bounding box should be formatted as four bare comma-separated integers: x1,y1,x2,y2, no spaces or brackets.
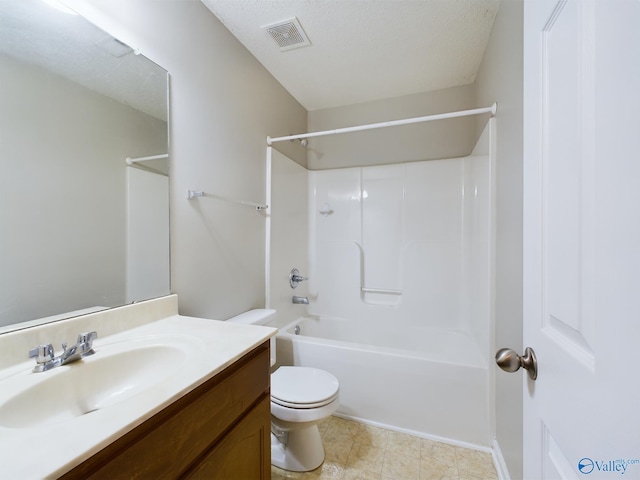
492,439,512,480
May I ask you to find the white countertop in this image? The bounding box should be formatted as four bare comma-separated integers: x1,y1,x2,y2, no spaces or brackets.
0,314,275,479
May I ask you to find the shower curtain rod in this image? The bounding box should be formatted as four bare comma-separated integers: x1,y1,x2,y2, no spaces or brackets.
266,103,497,145
125,153,169,165
125,154,169,176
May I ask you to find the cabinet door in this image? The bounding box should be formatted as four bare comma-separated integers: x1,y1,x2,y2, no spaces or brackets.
186,396,271,480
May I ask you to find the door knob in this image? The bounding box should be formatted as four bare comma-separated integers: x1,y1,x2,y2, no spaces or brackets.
495,347,538,380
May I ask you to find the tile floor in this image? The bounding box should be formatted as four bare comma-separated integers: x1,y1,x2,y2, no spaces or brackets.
271,416,498,480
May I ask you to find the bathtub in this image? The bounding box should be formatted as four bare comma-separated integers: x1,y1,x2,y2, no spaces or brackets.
276,315,490,447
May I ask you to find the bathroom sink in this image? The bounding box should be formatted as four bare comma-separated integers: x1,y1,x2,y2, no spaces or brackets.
0,336,194,429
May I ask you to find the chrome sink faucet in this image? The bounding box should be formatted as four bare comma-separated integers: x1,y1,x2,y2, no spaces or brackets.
28,331,97,372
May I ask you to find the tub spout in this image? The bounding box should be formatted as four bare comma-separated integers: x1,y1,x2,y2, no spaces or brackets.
292,296,309,305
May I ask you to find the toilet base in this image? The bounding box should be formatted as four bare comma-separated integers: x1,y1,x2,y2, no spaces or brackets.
271,424,325,472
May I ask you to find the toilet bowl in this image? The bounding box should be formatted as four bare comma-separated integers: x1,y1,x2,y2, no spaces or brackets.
227,309,340,472
270,366,340,471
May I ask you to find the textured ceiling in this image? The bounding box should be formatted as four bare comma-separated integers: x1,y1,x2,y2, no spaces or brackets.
201,0,501,111
0,0,168,120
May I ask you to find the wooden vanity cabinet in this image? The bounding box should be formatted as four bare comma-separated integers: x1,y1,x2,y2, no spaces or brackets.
61,341,271,480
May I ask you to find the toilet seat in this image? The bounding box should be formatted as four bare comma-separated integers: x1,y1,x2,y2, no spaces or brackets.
271,392,339,409
271,367,339,409
271,395,339,424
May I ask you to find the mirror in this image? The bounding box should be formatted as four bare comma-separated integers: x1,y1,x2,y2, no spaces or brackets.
0,0,170,333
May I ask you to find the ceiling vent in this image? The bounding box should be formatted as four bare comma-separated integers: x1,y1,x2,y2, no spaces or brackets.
262,17,311,52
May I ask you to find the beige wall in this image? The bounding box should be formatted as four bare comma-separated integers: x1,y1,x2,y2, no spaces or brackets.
306,85,476,170
474,0,524,478
75,0,307,320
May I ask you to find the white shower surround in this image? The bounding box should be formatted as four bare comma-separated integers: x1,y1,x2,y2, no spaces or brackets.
308,131,493,347
267,120,494,446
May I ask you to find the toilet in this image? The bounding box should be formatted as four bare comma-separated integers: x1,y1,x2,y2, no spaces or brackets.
228,309,340,472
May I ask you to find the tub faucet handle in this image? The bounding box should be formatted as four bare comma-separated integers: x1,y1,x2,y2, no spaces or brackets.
289,268,308,289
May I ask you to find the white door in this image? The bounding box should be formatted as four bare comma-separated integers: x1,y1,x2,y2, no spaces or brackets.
522,0,640,478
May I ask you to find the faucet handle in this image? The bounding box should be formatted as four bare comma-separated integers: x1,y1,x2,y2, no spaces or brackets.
289,268,309,289
77,331,97,354
28,344,54,364
77,331,97,345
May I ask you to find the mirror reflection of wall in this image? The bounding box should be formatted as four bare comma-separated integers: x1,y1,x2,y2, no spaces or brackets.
0,0,170,332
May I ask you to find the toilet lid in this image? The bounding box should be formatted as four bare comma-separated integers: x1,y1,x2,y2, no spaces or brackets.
271,366,339,407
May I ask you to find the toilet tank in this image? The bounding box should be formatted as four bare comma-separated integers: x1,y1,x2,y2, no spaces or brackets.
227,309,277,366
